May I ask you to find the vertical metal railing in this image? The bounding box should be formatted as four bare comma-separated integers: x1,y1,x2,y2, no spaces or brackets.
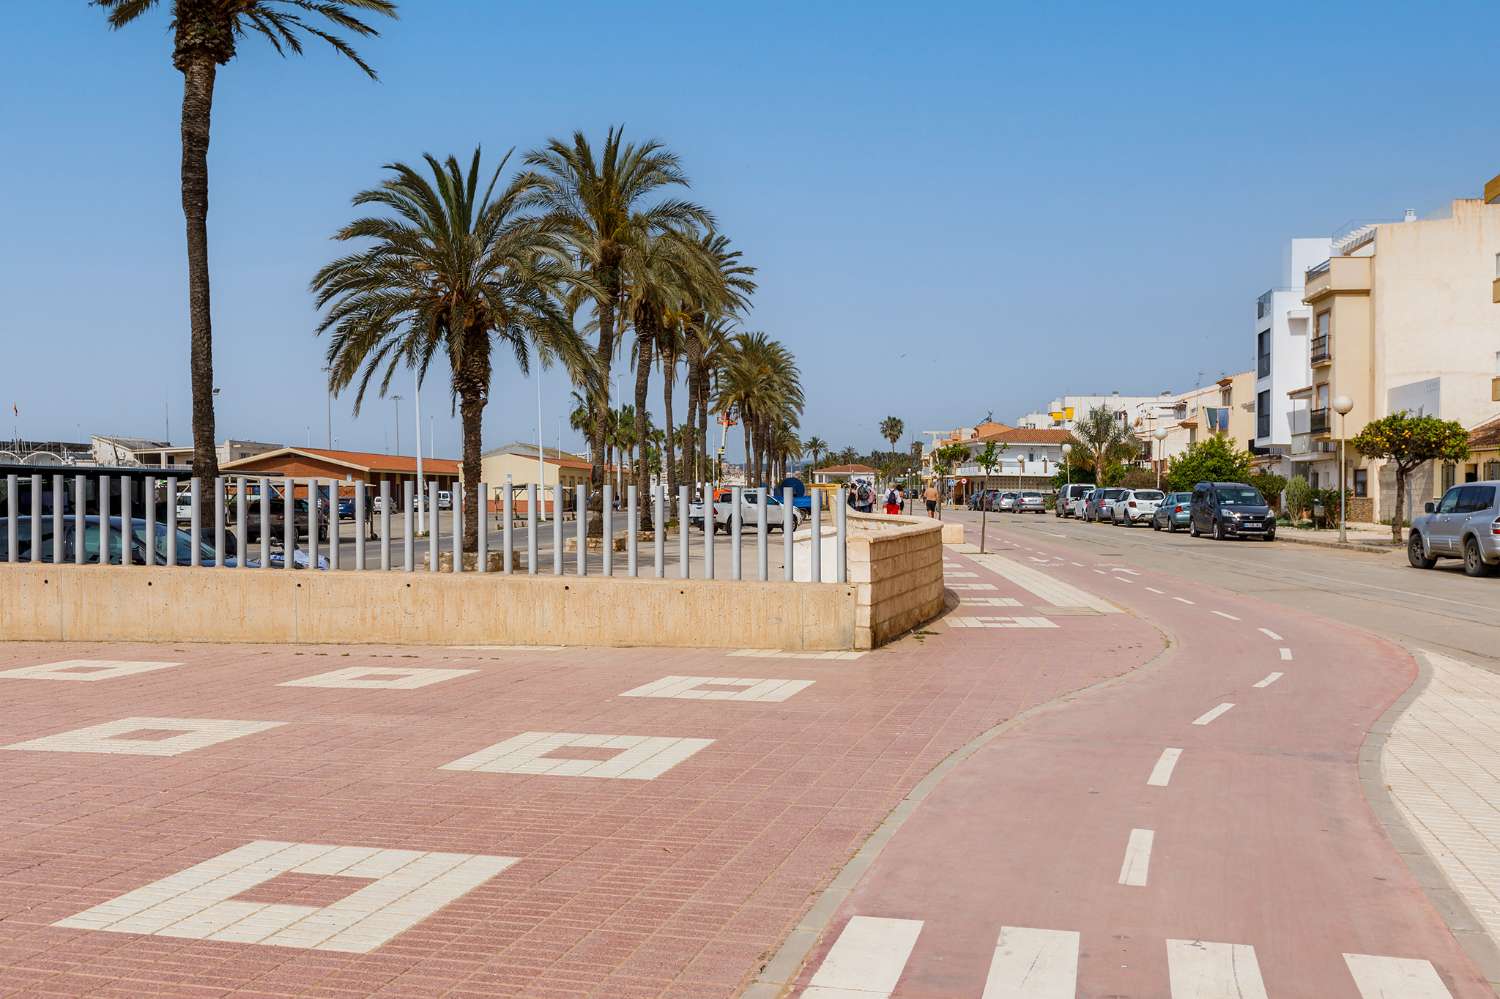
835,487,848,584
328,480,340,571
100,474,111,565
403,481,414,572
29,474,42,564
307,479,320,571
626,485,638,577
810,492,822,583
120,475,132,567
730,486,743,581
213,477,225,567
453,484,464,574
552,484,563,575
526,484,537,575
602,483,613,577
756,488,768,582
503,479,514,574
783,486,795,582
477,482,488,573
75,474,87,566
189,478,201,567
53,473,66,564
428,481,439,573
283,480,295,571
235,478,247,569
354,482,366,571
379,481,391,571
575,484,586,577
678,486,690,579
653,485,665,578
4,474,16,564
259,478,271,569
702,489,714,580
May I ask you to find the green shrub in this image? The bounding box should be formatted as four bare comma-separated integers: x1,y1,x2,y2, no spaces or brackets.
1284,475,1312,520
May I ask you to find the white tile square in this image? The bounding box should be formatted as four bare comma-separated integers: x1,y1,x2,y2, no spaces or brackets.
54,840,516,953
5,717,286,757
959,597,1023,607
440,731,714,780
280,667,477,690
945,616,1058,629
0,660,181,682
620,675,814,702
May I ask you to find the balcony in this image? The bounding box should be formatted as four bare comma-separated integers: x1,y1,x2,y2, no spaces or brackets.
1310,334,1331,365
1309,407,1330,434
1303,256,1371,303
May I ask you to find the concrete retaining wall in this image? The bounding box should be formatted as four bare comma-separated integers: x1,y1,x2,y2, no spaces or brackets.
0,564,858,651
845,511,946,648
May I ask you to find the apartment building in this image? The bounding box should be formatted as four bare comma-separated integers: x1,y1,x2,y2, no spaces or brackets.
1252,239,1332,474
1291,196,1500,521
1133,373,1257,466
951,426,1075,496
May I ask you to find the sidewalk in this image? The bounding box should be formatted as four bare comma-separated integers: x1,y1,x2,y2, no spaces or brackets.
1276,521,1402,554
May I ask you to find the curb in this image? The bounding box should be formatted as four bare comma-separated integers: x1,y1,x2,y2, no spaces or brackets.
1359,647,1500,993
1275,532,1400,555
741,613,1177,999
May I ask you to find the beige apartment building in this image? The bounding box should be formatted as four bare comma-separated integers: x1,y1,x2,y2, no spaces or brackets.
1291,196,1500,522
1134,372,1257,469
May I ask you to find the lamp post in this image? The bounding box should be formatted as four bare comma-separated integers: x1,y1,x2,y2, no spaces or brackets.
320,367,333,449
1153,426,1169,489
1333,395,1354,544
1061,443,1072,489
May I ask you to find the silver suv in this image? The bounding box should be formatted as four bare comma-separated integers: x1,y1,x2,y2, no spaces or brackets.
1409,481,1500,577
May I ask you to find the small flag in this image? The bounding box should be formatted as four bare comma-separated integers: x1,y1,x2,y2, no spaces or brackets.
11,403,16,417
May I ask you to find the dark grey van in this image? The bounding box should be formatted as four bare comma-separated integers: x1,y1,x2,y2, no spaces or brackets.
1189,481,1275,541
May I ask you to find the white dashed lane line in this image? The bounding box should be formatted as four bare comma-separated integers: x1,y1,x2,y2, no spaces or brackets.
802,916,923,999
1118,829,1154,887
1258,628,1283,641
1173,597,1196,605
1192,703,1235,726
1210,610,1240,621
1253,672,1284,688
1145,587,1166,595
1279,648,1293,661
1147,748,1182,788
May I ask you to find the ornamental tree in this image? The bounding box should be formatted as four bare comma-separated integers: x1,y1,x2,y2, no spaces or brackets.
1351,412,1471,542
973,440,1006,552
1164,435,1253,492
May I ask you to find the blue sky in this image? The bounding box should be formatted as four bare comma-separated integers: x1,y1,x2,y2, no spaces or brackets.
2,1,1496,459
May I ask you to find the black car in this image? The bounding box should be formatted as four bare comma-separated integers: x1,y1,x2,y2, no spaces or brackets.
1189,481,1275,541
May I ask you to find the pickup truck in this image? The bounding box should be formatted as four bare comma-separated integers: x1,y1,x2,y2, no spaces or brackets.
688,489,802,534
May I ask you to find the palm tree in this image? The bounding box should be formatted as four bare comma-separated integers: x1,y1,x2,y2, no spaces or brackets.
95,0,397,493
612,404,638,496
521,127,710,528
683,232,756,496
804,436,829,474
880,417,904,458
716,333,803,487
766,422,803,485
311,148,590,556
1072,406,1135,478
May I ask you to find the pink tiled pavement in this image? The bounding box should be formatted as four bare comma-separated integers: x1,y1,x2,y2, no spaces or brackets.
0,560,1157,997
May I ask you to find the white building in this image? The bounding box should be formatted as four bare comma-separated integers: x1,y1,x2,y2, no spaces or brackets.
1252,238,1331,475
1020,392,1170,433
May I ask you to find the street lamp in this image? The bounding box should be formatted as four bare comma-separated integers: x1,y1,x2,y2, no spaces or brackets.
1153,426,1169,489
320,367,333,450
1061,443,1072,489
1333,395,1354,543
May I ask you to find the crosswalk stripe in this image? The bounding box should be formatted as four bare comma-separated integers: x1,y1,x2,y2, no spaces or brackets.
1118,828,1154,886
1344,954,1454,998
1166,939,1268,998
982,926,1079,998
969,553,1121,613
803,916,922,999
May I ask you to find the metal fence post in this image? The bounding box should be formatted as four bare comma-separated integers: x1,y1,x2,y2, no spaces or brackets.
235,478,247,569
477,481,488,573
29,474,42,563
53,473,66,564
328,481,341,571
627,485,638,577
653,485,665,578
428,481,439,572
4,474,16,563
552,484,563,575
678,486,690,579
403,481,414,572
99,474,111,565
526,483,537,575
835,487,848,584
283,480,295,570
354,482,367,571
703,489,715,580
730,486,743,581
213,477,225,567
307,479,320,570
575,484,587,577
259,478,270,569
502,479,513,574
120,475,132,567
189,477,201,567
75,474,87,566
602,483,613,576
756,488,769,582
453,484,464,574
783,486,795,581
810,492,822,583
379,481,391,571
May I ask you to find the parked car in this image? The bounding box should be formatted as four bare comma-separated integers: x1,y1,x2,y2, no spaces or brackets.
1408,481,1500,577
1151,491,1194,532
1056,483,1092,518
1016,491,1045,514
968,490,986,511
0,515,328,568
1084,487,1126,523
1189,481,1275,541
337,496,356,519
1112,489,1164,526
688,489,802,533
1069,488,1094,519
996,491,1019,512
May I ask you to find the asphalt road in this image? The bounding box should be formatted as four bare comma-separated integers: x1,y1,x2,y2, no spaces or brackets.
959,508,1500,669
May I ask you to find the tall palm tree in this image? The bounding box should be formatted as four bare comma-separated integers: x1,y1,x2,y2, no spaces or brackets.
612,404,637,496
1072,405,1135,477
521,127,710,528
95,0,398,493
716,333,803,487
880,417,905,457
683,231,756,496
803,436,829,473
311,148,590,556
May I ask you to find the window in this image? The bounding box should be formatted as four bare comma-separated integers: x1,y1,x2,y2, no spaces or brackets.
1310,471,1320,490
1257,331,1270,377
1353,468,1368,498
1256,390,1271,439
1458,486,1496,513
1442,463,1456,493
1315,384,1329,408
1486,460,1500,480
1438,487,1462,514
1317,312,1330,338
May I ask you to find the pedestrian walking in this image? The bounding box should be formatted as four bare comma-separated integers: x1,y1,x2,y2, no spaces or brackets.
924,481,939,517
884,485,900,516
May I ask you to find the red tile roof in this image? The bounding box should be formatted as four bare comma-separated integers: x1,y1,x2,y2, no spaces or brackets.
225,447,461,475
815,463,880,475
980,428,1074,445
1469,414,1500,450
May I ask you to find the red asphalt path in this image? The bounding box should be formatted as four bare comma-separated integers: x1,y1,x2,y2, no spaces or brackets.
790,519,1491,998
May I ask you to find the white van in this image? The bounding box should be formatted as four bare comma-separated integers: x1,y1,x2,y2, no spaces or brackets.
436,489,453,510
1055,483,1092,518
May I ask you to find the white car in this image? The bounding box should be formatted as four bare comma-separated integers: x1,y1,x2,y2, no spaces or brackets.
688,489,802,533
1112,489,1164,526
1069,489,1094,518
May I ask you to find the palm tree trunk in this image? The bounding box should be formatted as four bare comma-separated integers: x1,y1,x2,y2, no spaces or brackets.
663,352,678,502
588,293,615,535
459,388,484,556
634,336,653,527
180,54,220,496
